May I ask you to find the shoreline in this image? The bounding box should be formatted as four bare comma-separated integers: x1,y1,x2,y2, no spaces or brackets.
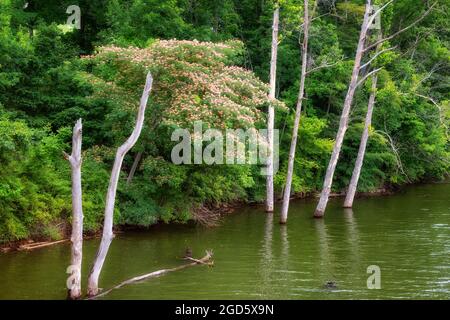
0,182,437,253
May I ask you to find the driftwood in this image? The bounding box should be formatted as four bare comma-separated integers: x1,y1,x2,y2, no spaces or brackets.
88,250,213,300
183,256,212,265
18,239,69,251
193,206,221,227
3,234,101,253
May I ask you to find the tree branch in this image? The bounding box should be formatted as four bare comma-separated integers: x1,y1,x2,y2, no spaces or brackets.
359,46,396,71
356,67,383,88
299,12,330,29
375,129,411,182
364,2,437,52
63,151,71,161
414,93,449,140
306,59,342,75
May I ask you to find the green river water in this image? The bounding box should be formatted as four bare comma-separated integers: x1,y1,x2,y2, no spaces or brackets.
0,183,449,299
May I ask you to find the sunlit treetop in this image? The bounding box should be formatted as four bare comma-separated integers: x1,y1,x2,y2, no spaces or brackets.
83,39,286,131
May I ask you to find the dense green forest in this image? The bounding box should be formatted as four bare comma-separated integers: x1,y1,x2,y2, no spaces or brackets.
0,0,448,242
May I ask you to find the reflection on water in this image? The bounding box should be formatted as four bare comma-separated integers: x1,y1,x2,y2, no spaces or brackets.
343,208,362,278
314,218,336,287
257,213,274,298
279,224,289,277
0,183,449,299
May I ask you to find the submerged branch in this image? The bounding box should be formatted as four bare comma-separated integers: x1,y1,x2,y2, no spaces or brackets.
88,250,214,300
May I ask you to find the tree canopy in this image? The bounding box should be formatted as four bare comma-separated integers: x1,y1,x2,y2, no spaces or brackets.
0,0,448,242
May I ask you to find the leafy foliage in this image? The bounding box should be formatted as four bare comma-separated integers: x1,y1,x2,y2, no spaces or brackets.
0,0,448,242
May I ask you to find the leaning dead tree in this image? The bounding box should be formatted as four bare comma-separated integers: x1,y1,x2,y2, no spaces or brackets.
344,32,383,208
87,73,153,297
280,0,310,224
314,1,374,218
89,250,213,300
266,4,280,213
314,0,435,218
64,119,84,300
344,74,378,208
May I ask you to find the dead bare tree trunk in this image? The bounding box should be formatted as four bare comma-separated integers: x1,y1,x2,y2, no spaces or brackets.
344,30,384,208
126,151,143,185
343,73,378,208
313,0,434,217
266,5,279,213
313,2,372,218
64,119,83,300
280,0,310,224
87,73,153,297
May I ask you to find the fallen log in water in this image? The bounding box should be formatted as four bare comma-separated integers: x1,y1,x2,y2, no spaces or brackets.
18,239,69,251
88,250,214,299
